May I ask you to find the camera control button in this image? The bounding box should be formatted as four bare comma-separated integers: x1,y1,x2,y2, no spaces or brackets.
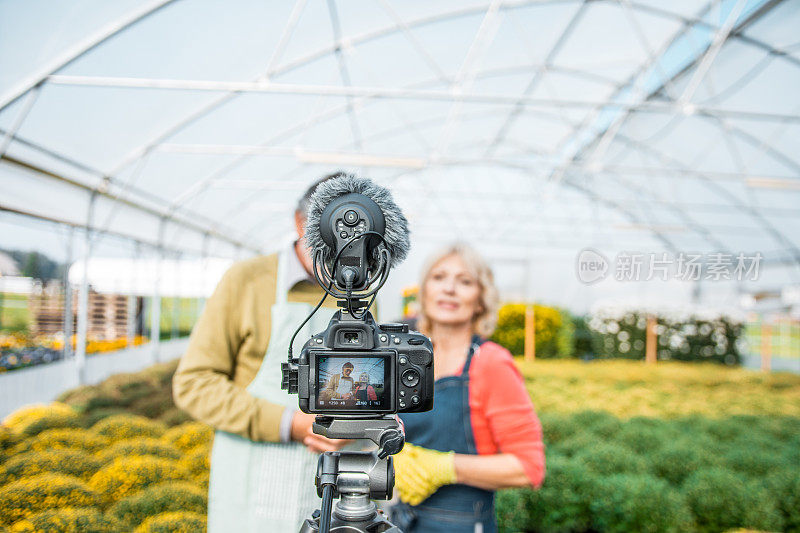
410,352,432,366
402,369,420,387
379,335,388,343
393,337,401,345
411,395,420,405
399,390,405,397
408,338,424,345
344,209,359,226
399,356,408,365
399,400,406,409
339,231,348,239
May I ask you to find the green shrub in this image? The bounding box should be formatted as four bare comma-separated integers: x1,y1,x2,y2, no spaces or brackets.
571,315,595,358
91,414,166,442
133,511,206,532
648,440,721,486
162,421,213,452
551,432,596,457
539,412,585,445
88,456,188,505
573,442,648,476
84,394,123,411
588,310,742,364
764,416,800,441
702,418,748,441
0,473,102,525
683,468,784,532
495,488,534,533
570,410,623,438
589,474,693,533
0,449,102,485
58,361,185,426
491,303,574,358
500,455,600,533
107,482,207,530
614,418,676,454
80,407,130,428
8,507,120,532
782,434,800,466
11,428,110,455
157,407,192,427
126,390,174,419
723,446,786,478
764,469,800,532
95,438,182,465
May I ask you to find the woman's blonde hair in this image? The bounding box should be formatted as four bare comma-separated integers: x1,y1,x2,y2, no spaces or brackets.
417,243,499,338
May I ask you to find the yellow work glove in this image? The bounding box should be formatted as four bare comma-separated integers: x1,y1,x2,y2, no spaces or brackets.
393,442,456,505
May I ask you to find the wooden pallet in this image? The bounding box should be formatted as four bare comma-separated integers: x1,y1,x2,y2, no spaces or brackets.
29,283,140,339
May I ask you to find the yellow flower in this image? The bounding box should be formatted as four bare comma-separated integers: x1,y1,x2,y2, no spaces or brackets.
0,473,101,525
133,511,207,533
162,422,213,452
88,456,189,505
91,414,167,442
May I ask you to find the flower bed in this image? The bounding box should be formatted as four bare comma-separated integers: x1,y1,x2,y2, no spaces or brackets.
1,358,797,531
0,334,149,373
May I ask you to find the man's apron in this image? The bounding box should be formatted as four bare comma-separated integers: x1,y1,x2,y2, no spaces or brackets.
208,251,336,532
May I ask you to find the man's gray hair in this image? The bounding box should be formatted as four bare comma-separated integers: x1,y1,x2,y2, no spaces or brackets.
296,171,347,216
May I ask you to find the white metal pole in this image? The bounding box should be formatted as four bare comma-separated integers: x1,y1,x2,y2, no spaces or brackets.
127,243,140,347
63,227,75,359
151,220,165,363
150,261,161,363
75,193,96,384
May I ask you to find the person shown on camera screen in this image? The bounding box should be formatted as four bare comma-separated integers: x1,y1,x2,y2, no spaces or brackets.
391,243,546,533
320,361,356,400
354,372,378,402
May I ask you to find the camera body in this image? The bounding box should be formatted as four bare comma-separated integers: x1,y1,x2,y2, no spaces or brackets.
284,309,433,416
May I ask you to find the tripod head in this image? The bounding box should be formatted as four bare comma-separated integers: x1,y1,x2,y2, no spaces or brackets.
300,416,404,533
313,416,405,459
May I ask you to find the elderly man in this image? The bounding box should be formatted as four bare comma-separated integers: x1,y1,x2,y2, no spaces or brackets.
320,361,356,401
173,172,347,531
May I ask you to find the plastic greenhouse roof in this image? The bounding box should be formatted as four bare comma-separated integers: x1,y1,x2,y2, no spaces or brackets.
1,0,799,268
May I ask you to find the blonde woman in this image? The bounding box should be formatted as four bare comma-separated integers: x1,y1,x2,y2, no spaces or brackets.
393,244,545,533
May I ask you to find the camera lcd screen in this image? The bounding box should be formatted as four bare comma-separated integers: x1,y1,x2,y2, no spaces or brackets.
316,355,390,411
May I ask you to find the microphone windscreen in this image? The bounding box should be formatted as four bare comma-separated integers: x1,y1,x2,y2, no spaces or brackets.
305,175,410,268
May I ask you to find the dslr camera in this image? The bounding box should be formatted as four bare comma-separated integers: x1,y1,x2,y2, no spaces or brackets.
282,182,433,418
280,175,433,533
295,312,433,415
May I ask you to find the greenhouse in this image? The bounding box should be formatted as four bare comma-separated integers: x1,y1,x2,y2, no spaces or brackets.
1,0,799,532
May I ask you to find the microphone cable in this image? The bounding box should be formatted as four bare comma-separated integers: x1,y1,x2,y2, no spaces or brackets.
286,231,390,363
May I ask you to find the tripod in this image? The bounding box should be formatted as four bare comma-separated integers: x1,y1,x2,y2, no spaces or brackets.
299,416,405,533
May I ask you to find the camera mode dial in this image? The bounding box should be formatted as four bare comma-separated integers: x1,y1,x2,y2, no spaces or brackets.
380,323,409,334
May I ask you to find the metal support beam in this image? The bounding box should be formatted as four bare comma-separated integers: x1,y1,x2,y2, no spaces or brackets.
151,219,166,364
0,0,178,112
74,192,97,385
62,227,75,359
0,153,262,254
327,0,363,151
484,1,589,157
0,87,40,158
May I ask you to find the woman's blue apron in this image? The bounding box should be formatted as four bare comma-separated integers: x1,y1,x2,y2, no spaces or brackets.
393,337,496,533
